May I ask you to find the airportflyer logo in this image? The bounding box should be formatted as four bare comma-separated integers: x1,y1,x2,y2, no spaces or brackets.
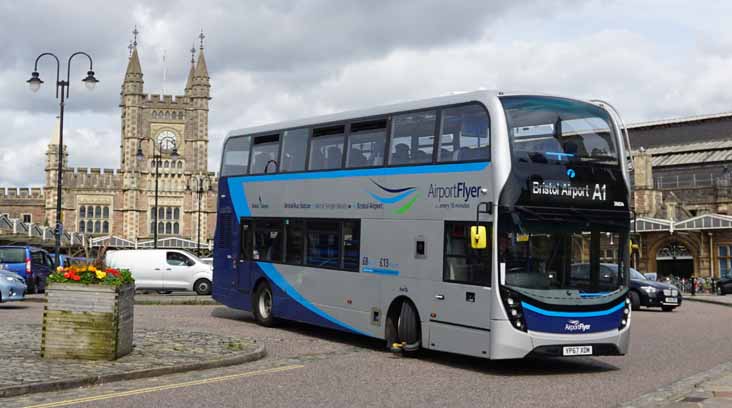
366,179,419,215
564,319,592,333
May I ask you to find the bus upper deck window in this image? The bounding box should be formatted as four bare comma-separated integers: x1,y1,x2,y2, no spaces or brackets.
309,125,345,171
347,119,386,168
251,134,281,174
280,128,308,172
389,111,436,166
221,136,251,176
438,105,490,163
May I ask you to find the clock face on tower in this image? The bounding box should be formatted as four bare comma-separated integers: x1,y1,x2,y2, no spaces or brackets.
156,130,177,153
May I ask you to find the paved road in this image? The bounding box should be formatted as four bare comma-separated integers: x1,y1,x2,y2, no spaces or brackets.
2,300,731,407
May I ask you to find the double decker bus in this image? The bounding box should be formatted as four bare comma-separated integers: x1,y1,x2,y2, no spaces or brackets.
213,91,632,359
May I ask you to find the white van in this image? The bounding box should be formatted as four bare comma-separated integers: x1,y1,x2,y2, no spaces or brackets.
105,249,213,295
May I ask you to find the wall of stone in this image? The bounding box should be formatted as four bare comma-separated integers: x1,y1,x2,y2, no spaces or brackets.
0,187,46,224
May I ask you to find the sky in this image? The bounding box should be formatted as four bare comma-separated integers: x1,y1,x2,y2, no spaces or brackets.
1,0,732,186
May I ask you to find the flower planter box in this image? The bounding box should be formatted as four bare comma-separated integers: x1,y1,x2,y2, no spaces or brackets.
41,283,134,360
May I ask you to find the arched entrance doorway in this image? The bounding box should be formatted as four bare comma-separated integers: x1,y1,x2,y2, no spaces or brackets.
656,241,693,279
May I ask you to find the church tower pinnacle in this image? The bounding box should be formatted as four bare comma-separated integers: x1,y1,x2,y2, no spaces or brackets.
188,29,211,173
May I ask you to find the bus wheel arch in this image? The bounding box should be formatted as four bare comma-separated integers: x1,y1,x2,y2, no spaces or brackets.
385,296,421,355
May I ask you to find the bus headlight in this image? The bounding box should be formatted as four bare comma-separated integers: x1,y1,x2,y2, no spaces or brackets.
619,297,631,330
500,288,527,332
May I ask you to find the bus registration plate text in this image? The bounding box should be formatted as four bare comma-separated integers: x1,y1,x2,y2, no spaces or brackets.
562,346,593,356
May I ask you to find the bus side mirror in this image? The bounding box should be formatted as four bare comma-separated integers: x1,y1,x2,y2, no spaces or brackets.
470,226,487,249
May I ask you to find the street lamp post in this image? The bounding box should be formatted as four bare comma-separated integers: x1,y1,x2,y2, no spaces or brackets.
27,52,99,267
187,175,212,257
136,137,179,249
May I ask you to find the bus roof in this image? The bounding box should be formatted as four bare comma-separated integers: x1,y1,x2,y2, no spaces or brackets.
223,90,594,144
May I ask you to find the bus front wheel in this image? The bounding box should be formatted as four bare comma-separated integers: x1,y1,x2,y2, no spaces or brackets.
253,281,276,327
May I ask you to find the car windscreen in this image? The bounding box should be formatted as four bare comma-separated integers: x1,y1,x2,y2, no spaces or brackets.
0,248,25,263
630,268,646,281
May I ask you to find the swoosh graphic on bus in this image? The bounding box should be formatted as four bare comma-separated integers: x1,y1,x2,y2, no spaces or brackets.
367,179,418,214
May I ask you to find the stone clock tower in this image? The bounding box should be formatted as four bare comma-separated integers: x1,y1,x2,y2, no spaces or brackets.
118,32,214,241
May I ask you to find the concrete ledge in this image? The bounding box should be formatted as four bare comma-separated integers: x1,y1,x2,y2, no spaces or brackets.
0,345,265,398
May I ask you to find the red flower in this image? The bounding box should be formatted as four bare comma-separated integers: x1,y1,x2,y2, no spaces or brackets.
71,275,81,281
63,272,70,279
105,268,120,277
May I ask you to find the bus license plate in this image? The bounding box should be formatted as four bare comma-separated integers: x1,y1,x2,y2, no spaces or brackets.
563,346,593,356
665,297,678,304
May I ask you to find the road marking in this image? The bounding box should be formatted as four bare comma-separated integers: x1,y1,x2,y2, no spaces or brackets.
23,364,304,408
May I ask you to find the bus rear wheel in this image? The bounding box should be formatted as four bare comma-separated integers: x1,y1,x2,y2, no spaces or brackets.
386,300,421,356
253,281,276,327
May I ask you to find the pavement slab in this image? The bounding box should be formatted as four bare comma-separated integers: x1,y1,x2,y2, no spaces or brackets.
0,323,264,398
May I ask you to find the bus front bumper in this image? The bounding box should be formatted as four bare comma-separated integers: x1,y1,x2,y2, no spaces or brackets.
490,320,630,360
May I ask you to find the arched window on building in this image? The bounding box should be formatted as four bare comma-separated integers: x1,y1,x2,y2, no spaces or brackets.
79,221,85,233
94,221,101,233
177,161,183,169
95,206,102,218
79,207,85,218
166,207,172,220
87,206,94,218
158,222,165,234
165,222,172,234
102,221,109,233
173,208,180,219
86,220,93,233
103,207,109,218
173,222,180,235
163,160,169,169
150,221,155,235
158,208,165,220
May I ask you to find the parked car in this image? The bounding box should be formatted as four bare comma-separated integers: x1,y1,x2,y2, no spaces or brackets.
718,276,732,295
0,246,54,294
200,257,213,266
629,267,682,311
0,268,27,303
105,249,213,295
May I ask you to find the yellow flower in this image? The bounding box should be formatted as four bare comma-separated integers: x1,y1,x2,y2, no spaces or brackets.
95,270,107,279
56,266,63,273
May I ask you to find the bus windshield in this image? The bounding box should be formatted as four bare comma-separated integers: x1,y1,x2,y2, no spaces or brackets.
501,95,619,165
498,217,627,298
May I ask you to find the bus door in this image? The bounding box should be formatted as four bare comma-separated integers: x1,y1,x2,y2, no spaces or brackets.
237,219,254,293
429,222,492,357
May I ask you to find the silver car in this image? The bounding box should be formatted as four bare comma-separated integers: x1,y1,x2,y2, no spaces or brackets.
0,268,27,303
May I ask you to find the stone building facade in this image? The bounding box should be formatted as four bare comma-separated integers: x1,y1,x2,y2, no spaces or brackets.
629,113,732,280
0,39,217,250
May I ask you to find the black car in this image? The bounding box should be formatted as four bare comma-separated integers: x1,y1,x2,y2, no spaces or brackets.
629,268,682,312
718,277,732,295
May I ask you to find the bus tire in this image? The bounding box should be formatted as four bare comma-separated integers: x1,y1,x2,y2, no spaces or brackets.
253,281,276,327
629,291,641,311
397,301,421,356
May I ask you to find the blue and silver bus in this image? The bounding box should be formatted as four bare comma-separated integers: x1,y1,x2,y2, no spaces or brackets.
213,91,632,359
